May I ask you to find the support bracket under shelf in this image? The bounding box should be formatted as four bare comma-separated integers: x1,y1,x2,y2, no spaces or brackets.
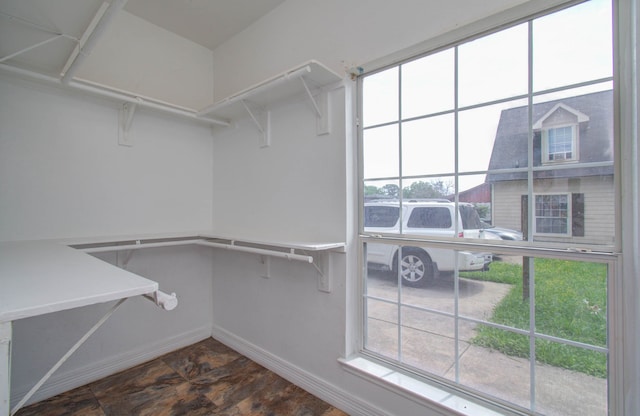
118,101,137,147
240,100,271,148
309,251,333,293
300,77,331,136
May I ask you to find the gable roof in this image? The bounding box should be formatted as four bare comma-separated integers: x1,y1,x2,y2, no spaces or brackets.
486,89,613,183
532,103,590,129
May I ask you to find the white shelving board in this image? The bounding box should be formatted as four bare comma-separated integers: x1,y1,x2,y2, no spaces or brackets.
0,241,158,322
0,240,163,416
197,60,342,123
198,232,346,252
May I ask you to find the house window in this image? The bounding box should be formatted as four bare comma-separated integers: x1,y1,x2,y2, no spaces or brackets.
358,0,616,414
535,194,569,234
545,126,576,162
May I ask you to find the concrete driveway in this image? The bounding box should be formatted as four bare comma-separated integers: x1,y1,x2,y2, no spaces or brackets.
365,268,607,416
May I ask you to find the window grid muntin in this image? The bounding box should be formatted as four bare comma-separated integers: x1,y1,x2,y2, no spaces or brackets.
548,126,573,154
362,239,612,412
359,0,614,413
534,193,571,235
543,124,579,163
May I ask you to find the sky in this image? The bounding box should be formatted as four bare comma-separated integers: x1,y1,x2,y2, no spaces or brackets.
361,0,612,194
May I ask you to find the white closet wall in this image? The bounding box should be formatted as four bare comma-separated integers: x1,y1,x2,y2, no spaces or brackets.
0,74,214,242
210,0,530,101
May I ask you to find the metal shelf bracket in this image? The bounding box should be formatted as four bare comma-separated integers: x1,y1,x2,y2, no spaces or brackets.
118,101,138,146
240,100,271,148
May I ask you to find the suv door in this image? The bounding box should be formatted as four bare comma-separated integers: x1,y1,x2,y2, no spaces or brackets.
364,204,400,267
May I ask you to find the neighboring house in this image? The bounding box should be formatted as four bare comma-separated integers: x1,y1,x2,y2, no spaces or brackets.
447,182,492,222
486,90,614,245
451,182,492,204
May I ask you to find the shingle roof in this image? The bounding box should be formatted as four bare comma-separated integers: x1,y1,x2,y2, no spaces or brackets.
486,90,613,182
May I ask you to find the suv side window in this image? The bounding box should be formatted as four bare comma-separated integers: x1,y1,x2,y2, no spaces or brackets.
364,206,399,227
407,207,452,228
459,205,483,229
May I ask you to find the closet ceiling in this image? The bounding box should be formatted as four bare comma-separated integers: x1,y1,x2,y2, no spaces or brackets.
0,0,285,109
124,0,285,50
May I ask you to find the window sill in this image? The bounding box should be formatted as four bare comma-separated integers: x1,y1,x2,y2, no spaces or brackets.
339,356,519,416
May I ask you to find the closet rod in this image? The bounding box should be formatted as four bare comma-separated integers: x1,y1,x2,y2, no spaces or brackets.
195,240,314,263
143,291,178,311
79,239,203,253
197,65,312,116
78,238,314,263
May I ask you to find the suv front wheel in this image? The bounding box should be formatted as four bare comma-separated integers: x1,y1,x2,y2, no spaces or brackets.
394,248,434,287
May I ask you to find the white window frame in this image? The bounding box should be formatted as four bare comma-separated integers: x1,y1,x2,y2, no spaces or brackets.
534,192,572,236
348,0,640,414
542,124,579,163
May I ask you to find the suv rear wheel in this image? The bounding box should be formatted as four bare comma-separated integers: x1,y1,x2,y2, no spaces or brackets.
394,248,434,287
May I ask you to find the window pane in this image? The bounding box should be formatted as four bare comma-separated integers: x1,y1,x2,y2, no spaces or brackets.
366,242,400,301
459,99,527,174
535,344,607,415
364,205,399,228
362,67,399,127
407,207,452,229
363,124,399,179
533,0,612,93
402,114,454,177
461,325,532,409
458,23,528,107
402,177,454,202
401,266,455,314
533,259,607,348
365,298,399,358
401,49,455,119
459,254,531,331
401,310,456,380
364,179,401,202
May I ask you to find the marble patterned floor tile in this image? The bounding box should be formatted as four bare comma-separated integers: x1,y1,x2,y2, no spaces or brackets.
161,338,243,380
220,375,343,416
14,385,104,416
195,360,284,409
15,337,349,416
97,380,217,416
89,358,183,400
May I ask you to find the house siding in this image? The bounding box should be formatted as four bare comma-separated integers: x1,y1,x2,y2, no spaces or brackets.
492,176,614,245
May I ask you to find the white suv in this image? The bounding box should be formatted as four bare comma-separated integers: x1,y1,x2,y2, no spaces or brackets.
364,200,496,287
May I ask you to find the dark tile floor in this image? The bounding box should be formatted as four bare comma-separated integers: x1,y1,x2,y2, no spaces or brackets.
16,338,348,416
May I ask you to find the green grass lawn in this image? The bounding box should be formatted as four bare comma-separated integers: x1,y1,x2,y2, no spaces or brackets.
461,258,608,378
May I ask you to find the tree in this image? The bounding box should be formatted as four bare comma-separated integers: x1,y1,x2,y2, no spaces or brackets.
364,180,453,200
364,185,380,196
403,180,453,199
381,184,399,198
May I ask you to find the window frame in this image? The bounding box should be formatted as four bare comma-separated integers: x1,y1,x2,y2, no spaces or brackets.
534,192,572,236
353,0,632,414
542,124,579,163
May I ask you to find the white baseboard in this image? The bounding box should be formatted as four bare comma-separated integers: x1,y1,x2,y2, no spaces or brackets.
211,324,389,416
12,325,212,407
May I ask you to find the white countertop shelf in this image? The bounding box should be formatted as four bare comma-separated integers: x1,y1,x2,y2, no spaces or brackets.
61,231,346,254
0,241,158,322
0,232,345,322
